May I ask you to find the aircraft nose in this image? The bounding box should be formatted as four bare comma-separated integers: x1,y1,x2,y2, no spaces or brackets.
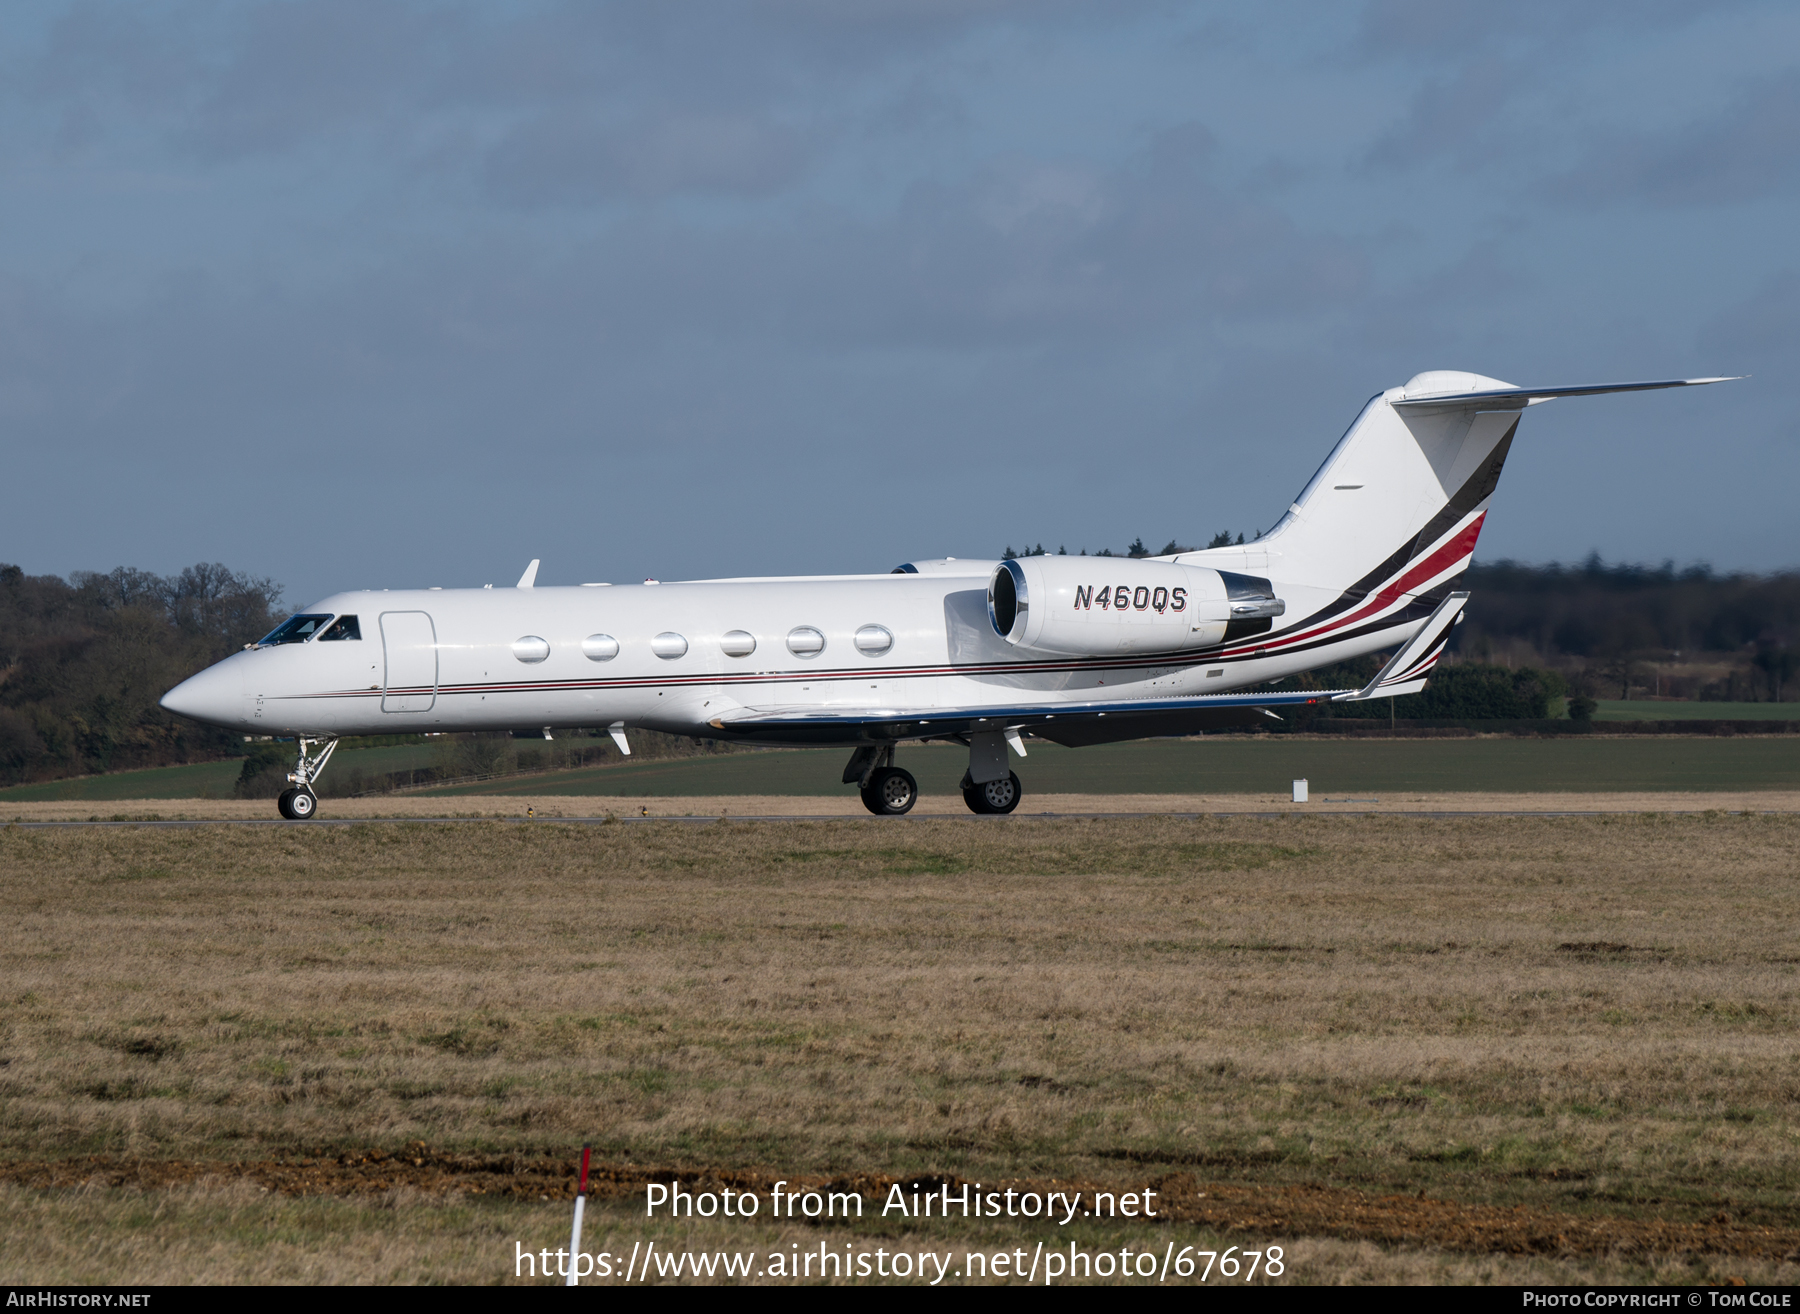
160,660,245,729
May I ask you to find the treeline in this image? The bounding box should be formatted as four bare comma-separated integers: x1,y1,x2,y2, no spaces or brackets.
0,563,283,786
999,541,1799,701
1272,657,1572,723
1456,557,1798,698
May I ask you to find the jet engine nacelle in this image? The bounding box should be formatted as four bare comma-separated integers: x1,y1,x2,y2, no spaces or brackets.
988,556,1286,656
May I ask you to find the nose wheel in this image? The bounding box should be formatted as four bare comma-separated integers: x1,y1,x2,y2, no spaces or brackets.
278,788,319,821
962,770,1022,815
276,737,338,819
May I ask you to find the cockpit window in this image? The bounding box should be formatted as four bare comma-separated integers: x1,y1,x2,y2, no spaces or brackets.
257,614,333,645
318,615,361,641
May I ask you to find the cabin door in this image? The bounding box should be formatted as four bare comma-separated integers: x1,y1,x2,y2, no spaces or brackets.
380,611,438,713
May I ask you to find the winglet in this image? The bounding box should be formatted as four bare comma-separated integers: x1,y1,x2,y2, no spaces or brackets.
1336,592,1469,702
516,559,540,589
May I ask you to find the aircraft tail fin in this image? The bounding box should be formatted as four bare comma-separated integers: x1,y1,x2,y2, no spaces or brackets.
1205,373,1736,605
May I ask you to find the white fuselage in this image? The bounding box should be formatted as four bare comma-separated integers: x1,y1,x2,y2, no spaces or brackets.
158,371,1735,781
164,563,1398,745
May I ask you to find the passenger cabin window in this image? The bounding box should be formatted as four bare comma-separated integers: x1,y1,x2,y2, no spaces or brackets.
258,614,332,645
318,615,361,641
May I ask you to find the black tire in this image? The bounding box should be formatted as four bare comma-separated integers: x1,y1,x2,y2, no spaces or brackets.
277,788,298,820
288,789,318,821
861,767,918,816
964,771,1021,815
960,776,988,814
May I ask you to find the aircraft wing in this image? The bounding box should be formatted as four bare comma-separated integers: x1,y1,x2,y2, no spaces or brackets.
707,688,1354,747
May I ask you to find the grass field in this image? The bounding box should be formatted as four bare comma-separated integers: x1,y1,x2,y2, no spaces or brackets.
421,736,1800,798
1595,702,1800,721
3,815,1798,1284
6,732,1796,806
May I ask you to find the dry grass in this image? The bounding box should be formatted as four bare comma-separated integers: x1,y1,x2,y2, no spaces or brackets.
2,814,1798,1281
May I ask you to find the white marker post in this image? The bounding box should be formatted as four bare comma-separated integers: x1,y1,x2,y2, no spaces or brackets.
566,1143,591,1286
1292,779,1308,804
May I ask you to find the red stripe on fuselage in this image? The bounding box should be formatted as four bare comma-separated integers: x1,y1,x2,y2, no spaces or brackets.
1212,511,1486,661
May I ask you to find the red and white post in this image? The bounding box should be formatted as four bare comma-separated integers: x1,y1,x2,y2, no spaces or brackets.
566,1143,591,1286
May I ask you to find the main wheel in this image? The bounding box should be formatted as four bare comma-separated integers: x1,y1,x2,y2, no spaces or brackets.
287,789,319,820
963,771,1022,815
861,767,918,816
277,788,298,819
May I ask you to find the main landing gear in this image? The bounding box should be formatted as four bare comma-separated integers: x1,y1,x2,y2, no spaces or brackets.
864,767,918,816
960,728,1023,814
845,745,917,815
961,770,1023,815
843,736,1027,816
277,736,339,821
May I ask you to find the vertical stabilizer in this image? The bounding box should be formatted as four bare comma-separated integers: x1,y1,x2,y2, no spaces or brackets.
1253,372,1522,602
1163,372,1731,669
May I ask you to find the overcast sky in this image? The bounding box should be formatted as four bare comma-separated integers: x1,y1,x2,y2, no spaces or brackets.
3,0,1795,605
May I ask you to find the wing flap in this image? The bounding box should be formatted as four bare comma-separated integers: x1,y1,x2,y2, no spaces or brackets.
708,688,1354,745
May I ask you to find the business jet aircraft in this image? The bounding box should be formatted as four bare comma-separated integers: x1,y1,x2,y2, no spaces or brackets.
161,371,1734,820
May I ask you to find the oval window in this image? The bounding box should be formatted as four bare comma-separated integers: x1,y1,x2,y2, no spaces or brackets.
854,624,893,657
512,635,550,664
786,626,825,657
651,632,688,659
581,634,619,662
720,630,756,658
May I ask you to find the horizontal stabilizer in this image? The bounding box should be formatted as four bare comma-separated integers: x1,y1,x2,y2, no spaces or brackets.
1393,376,1740,413
1336,591,1469,702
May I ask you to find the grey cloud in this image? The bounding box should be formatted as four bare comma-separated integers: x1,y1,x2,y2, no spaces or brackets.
483,111,817,203
1698,270,1800,366
1350,0,1765,182
432,121,1361,355
1356,0,1734,57
20,0,1119,169
1547,70,1800,208
181,0,466,158
769,125,1367,349
1364,57,1530,170
29,2,208,107
0,116,1376,472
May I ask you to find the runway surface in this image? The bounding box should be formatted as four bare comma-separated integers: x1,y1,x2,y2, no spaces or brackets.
9,809,1797,828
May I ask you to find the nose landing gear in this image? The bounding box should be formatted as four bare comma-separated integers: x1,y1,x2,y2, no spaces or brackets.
278,737,338,820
